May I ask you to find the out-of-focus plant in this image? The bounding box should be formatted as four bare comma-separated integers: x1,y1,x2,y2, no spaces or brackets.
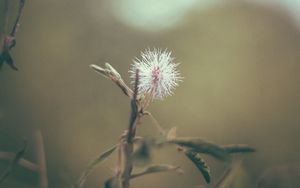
0,0,25,71
0,130,48,188
0,0,48,187
75,48,255,188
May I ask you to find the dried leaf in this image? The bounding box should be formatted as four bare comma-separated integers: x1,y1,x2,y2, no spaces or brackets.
166,127,177,140
169,137,230,161
222,144,255,154
76,145,117,188
184,150,211,183
130,164,183,179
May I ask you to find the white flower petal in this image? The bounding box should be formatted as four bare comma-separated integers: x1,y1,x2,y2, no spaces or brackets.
130,48,182,100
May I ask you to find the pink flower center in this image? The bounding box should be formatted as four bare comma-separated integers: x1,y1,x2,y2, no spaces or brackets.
152,67,160,87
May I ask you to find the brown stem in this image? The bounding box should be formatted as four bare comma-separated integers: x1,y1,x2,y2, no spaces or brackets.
34,130,48,188
116,146,121,175
0,151,39,172
122,115,140,188
0,142,27,183
10,0,25,37
121,70,140,188
117,130,128,177
114,79,133,99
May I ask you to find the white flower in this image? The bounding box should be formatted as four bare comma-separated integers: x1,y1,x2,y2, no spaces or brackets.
130,48,181,100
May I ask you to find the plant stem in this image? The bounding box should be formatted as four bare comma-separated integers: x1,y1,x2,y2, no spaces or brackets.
122,117,140,188
34,130,48,188
10,0,25,37
121,70,140,188
0,151,39,171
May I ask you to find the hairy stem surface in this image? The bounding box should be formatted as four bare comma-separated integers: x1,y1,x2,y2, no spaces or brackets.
121,70,140,188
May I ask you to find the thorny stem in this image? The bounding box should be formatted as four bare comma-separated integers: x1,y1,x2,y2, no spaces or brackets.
90,64,166,187
126,73,139,143
121,70,140,188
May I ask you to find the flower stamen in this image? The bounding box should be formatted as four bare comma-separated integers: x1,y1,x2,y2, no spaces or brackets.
152,67,160,87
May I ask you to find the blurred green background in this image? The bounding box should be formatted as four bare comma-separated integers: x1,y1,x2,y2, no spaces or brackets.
0,0,299,187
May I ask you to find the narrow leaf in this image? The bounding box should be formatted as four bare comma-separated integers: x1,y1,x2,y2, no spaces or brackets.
169,137,230,161
184,150,211,183
130,164,183,179
222,144,255,154
76,145,117,188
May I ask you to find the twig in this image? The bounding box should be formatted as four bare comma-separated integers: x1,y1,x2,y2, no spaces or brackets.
0,151,39,172
126,69,140,143
34,130,48,188
10,0,25,37
114,79,133,99
0,141,27,184
121,70,140,188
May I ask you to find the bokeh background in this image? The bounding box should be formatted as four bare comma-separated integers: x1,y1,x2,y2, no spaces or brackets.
0,0,300,187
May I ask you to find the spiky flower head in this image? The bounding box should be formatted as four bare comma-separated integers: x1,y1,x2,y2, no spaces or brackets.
130,48,181,100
